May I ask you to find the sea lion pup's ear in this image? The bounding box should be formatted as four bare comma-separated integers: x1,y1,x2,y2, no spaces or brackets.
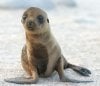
47,18,49,23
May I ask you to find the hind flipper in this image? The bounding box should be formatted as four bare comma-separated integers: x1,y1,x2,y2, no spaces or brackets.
67,63,91,76
62,55,91,76
55,57,93,83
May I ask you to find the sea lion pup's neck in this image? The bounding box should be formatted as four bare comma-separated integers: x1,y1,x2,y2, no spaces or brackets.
25,29,51,44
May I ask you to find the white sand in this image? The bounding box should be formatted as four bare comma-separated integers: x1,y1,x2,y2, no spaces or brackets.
0,3,100,86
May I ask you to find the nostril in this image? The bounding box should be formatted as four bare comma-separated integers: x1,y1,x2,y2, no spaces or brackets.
28,21,33,26
27,21,34,28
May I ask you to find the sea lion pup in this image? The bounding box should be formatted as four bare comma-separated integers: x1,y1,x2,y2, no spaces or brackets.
5,7,92,84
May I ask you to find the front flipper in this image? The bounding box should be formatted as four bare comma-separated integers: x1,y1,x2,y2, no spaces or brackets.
60,76,93,83
4,77,38,84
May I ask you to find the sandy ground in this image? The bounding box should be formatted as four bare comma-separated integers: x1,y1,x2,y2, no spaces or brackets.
0,7,100,86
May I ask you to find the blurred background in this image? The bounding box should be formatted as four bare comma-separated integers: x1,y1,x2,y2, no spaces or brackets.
0,0,100,86
0,0,76,9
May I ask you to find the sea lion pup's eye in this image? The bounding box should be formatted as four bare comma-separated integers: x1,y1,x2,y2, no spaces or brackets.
22,15,27,21
21,15,27,23
37,15,44,24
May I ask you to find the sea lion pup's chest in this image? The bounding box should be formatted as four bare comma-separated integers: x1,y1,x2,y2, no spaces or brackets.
29,36,61,76
31,43,48,75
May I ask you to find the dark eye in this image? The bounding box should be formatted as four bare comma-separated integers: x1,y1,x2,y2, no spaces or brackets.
37,15,44,24
47,19,49,23
22,15,27,20
21,15,27,23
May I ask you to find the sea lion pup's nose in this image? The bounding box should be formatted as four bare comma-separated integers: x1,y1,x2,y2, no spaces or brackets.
27,20,35,28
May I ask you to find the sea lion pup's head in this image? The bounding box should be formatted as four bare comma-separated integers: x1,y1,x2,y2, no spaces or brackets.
21,7,50,34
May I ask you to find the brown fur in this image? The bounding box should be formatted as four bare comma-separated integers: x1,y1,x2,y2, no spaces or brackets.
4,7,92,84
